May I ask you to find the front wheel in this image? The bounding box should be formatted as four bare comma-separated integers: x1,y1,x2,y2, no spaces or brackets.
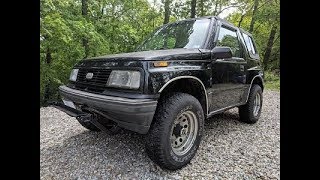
145,93,204,170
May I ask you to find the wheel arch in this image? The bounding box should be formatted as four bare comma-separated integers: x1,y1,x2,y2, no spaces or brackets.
245,75,264,103
251,75,264,91
158,76,208,116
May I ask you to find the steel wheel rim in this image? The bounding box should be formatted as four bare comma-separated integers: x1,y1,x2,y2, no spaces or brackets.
253,93,261,117
170,110,198,156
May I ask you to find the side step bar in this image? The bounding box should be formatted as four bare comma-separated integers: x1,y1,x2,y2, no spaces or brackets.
49,102,109,131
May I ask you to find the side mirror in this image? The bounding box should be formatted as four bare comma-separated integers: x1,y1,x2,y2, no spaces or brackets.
211,46,233,59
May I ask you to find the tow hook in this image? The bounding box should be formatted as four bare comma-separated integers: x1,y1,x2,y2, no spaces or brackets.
49,101,109,132
76,114,109,132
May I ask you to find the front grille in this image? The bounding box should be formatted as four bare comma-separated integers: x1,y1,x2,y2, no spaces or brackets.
74,68,112,93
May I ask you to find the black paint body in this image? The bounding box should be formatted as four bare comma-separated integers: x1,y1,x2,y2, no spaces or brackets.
62,16,264,133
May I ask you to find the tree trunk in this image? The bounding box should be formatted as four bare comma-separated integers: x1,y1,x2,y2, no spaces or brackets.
218,2,222,15
44,48,52,104
82,0,89,58
199,0,204,16
249,0,259,33
238,14,245,27
82,0,88,16
45,47,51,64
213,0,219,15
82,39,89,58
263,25,277,70
163,0,170,25
190,0,197,18
100,2,104,19
153,0,156,28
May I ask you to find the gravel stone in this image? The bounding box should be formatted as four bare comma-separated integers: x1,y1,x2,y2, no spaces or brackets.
40,90,280,179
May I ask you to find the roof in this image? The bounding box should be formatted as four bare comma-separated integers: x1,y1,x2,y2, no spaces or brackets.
239,28,252,36
163,16,252,36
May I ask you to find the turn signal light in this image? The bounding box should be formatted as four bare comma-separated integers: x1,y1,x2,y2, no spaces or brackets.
153,61,168,67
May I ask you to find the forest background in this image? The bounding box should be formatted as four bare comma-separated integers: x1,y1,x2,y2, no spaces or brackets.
40,0,280,106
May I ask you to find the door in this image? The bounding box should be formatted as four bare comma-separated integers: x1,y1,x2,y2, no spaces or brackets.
208,24,247,112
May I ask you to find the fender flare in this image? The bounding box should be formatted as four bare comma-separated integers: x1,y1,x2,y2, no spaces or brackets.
158,76,209,115
245,75,264,103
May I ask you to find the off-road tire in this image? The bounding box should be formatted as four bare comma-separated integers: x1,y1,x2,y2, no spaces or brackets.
145,93,204,170
239,84,263,123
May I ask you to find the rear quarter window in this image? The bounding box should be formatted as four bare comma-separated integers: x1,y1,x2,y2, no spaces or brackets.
242,33,259,59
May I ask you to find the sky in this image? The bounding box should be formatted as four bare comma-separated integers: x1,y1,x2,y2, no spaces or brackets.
219,7,237,19
146,0,237,19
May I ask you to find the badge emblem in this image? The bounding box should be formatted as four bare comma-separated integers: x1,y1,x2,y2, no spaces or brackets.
86,73,93,79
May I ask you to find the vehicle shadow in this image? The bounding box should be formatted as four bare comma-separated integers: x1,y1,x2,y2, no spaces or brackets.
41,110,241,178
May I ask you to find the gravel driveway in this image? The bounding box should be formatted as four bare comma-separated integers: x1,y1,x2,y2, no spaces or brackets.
40,90,280,179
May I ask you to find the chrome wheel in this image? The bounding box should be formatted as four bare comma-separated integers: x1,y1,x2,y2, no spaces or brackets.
253,93,261,117
170,110,198,156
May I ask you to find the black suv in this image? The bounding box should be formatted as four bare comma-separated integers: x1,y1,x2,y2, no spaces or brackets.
53,16,264,170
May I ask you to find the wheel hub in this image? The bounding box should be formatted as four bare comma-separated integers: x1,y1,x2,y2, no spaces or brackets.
172,123,184,138
253,93,261,117
170,111,198,156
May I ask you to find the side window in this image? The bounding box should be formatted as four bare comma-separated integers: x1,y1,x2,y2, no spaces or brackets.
216,26,241,57
242,33,257,55
249,36,257,54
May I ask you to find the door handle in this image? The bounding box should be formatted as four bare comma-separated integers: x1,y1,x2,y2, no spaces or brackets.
233,57,245,62
215,58,232,62
215,59,226,62
240,65,244,72
215,57,245,63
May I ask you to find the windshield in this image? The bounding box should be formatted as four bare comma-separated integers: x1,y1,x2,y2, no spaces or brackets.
136,19,210,51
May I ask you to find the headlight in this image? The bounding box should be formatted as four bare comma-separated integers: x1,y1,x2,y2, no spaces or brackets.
107,70,141,89
69,69,79,81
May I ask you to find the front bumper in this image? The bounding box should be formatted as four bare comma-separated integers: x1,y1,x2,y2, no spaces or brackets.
58,85,158,134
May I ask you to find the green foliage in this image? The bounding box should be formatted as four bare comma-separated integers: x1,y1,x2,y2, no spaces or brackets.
264,71,280,91
227,0,280,71
40,0,280,106
40,0,163,106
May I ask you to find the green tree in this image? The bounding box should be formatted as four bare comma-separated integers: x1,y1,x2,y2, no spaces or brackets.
228,0,279,71
163,0,171,24
190,0,197,18
40,0,280,105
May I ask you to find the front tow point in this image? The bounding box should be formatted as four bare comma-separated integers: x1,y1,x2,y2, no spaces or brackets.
76,114,108,132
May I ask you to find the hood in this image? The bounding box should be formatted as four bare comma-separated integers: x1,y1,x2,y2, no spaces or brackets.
86,48,206,61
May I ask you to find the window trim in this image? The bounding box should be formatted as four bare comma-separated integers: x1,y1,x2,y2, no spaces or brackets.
214,23,245,58
203,18,216,49
242,33,254,53
249,36,258,54
248,37,256,54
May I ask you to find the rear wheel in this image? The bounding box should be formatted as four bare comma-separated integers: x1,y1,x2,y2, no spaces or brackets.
145,93,204,170
239,84,263,123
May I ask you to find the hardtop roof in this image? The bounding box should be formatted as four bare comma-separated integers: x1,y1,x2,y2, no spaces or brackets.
169,16,252,36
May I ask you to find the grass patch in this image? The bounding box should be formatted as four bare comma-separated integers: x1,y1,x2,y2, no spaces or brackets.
264,71,280,91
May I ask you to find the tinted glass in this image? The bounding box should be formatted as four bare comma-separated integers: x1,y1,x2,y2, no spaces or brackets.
216,27,241,57
242,33,257,54
249,36,257,54
136,19,210,51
